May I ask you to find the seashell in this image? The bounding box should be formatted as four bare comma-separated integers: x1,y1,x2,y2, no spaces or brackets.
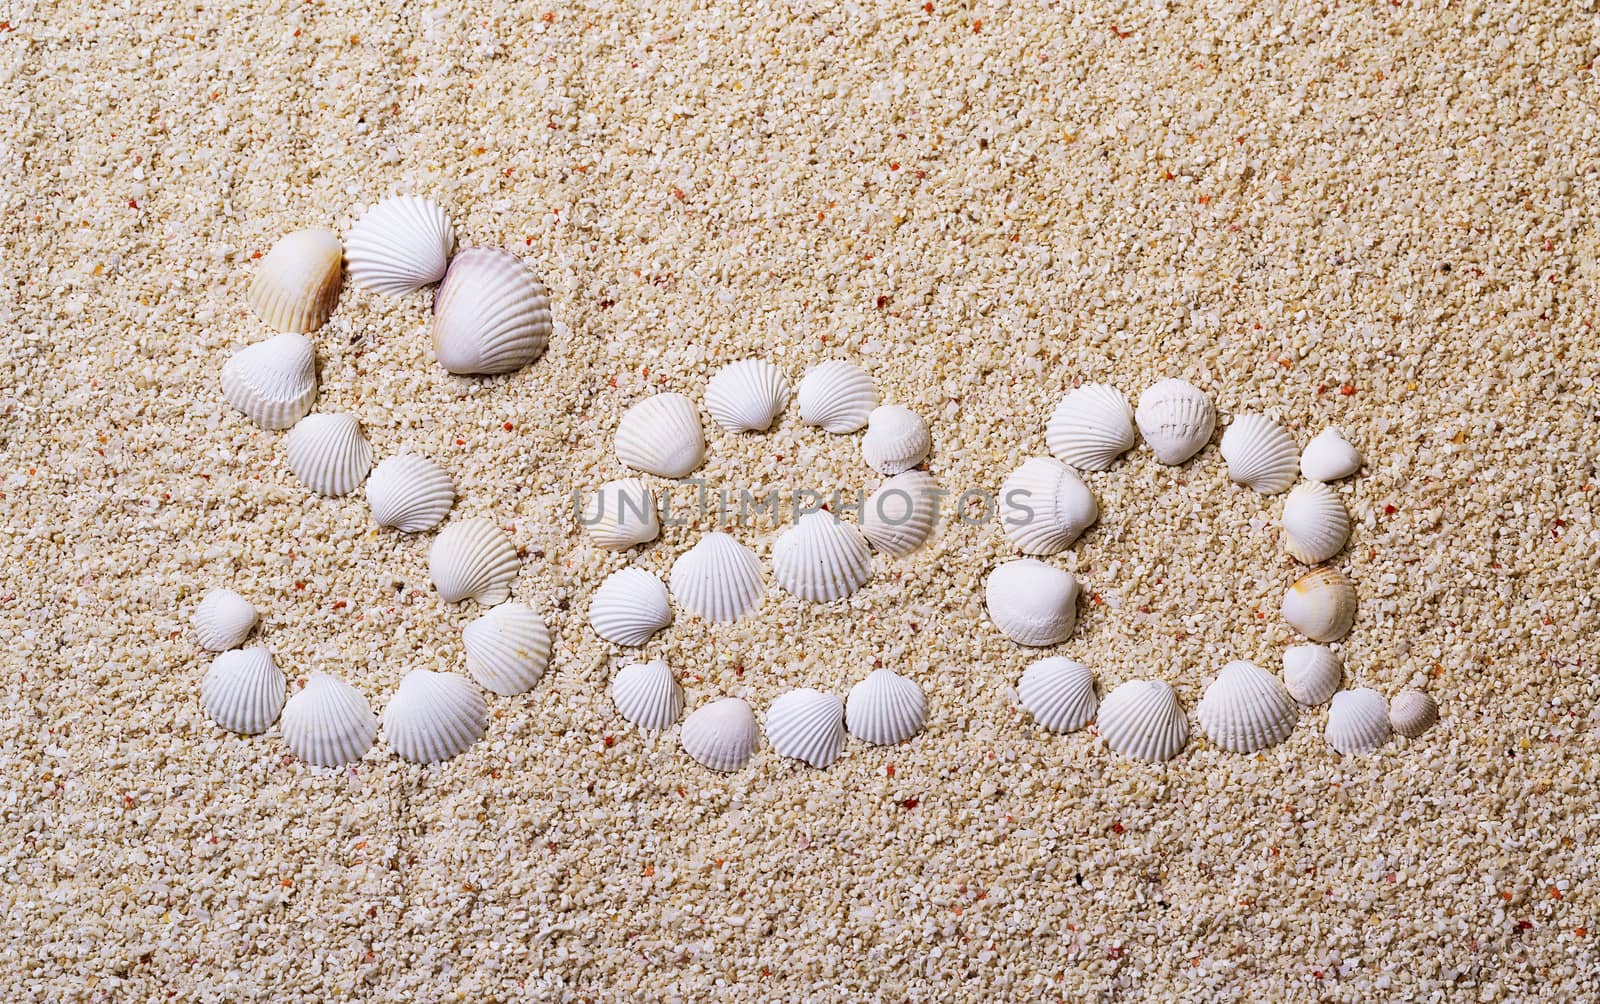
430,247,552,375
1281,481,1349,564
1325,688,1390,755
669,532,764,622
705,359,789,432
861,470,942,557
463,601,550,696
985,559,1079,646
845,668,927,745
999,457,1099,556
382,670,487,764
344,196,456,296
579,478,659,551
1282,643,1342,705
610,660,683,730
796,360,877,433
1195,660,1299,754
588,567,672,646
1017,657,1098,733
284,413,373,496
247,228,343,333
1390,690,1438,738
681,697,760,771
280,673,378,767
860,405,930,475
1135,379,1215,465
765,688,846,768
1301,428,1362,482
1097,679,1189,762
220,332,318,429
366,453,455,533
428,518,520,605
1045,383,1137,471
1282,566,1357,642
1220,414,1299,495
193,588,258,652
201,647,286,735
772,511,873,602
615,393,706,478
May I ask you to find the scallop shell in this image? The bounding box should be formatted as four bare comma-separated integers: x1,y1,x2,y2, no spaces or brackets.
280,673,378,767
845,668,927,745
1195,660,1299,754
1282,566,1357,642
1097,679,1189,762
860,405,930,475
1135,379,1215,465
580,478,659,551
669,533,765,622
588,567,672,646
463,602,551,696
1017,657,1098,733
772,511,873,602
366,453,455,533
1282,482,1349,564
765,688,846,768
247,228,343,333
1220,414,1299,495
193,588,258,652
344,196,456,296
610,660,684,730
1045,383,1137,471
1390,690,1438,739
796,361,877,433
999,457,1099,556
681,697,760,771
984,559,1079,646
1282,643,1342,705
284,413,373,496
615,393,706,478
1301,428,1362,482
382,670,487,764
220,332,318,429
428,518,520,605
430,247,552,375
705,359,789,432
1325,688,1390,755
200,647,286,735
861,470,942,557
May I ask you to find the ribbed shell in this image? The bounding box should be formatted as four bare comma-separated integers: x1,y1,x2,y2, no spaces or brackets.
382,670,487,764
796,361,877,433
765,688,846,768
580,478,659,551
430,247,552,375
610,660,684,730
681,697,760,771
861,470,941,557
1282,643,1342,705
984,559,1079,647
193,588,258,652
463,601,551,696
1135,379,1215,465
280,673,378,767
772,512,873,602
428,518,520,605
1282,482,1350,564
1046,383,1136,471
615,393,706,478
1282,566,1357,642
860,405,930,475
845,668,927,745
669,533,765,622
1195,661,1299,753
1325,688,1390,755
1301,428,1362,482
201,647,286,735
366,453,455,533
220,332,318,429
284,413,372,496
705,359,789,432
344,196,456,296
999,457,1099,556
1097,679,1189,762
588,567,672,646
247,228,343,333
1390,690,1438,738
1220,414,1300,495
1017,657,1098,733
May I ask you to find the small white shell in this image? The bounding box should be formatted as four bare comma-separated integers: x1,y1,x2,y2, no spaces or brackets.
344,196,456,296
610,660,683,730
382,670,487,764
705,359,789,432
772,511,873,602
220,332,318,429
1195,660,1299,754
1220,414,1300,495
999,457,1099,556
1282,566,1357,642
284,413,373,496
861,470,942,557
615,393,706,478
366,453,455,533
247,228,343,333
1097,679,1189,762
669,532,765,622
1325,688,1390,755
1301,428,1362,482
985,559,1079,646
580,478,659,551
193,588,258,652
845,668,927,745
1282,482,1349,564
1282,644,1342,705
681,697,760,771
280,673,378,767
428,518,520,605
201,647,286,735
765,688,846,768
588,567,672,646
463,602,550,696
860,405,930,475
431,247,552,375
1390,690,1439,739
1135,379,1215,465
796,361,877,433
1017,657,1098,733
1046,383,1136,471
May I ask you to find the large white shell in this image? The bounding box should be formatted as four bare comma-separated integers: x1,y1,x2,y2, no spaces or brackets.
772,511,873,602
861,405,930,475
1325,688,1390,755
1046,383,1136,471
1282,566,1356,642
681,697,760,771
669,533,765,622
1017,657,1098,733
861,470,942,557
220,332,318,429
1282,643,1342,705
1195,660,1299,754
247,228,343,333
201,647,285,735
284,413,372,496
610,660,683,730
845,668,927,745
580,478,659,551
796,361,877,433
985,559,1079,646
1097,679,1189,762
193,588,258,652
765,688,846,768
588,567,672,646
366,453,455,533
1390,690,1439,739
1301,428,1362,482
280,673,378,767
615,393,706,478
428,518,520,605
430,247,552,375
999,457,1099,556
344,196,456,296
382,670,487,764
1135,379,1215,465
463,601,551,696
705,359,789,432
1282,481,1349,564
1220,414,1300,495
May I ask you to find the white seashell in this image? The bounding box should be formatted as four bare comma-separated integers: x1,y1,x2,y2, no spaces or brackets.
428,518,520,605
1135,379,1215,465
588,567,672,646
860,405,930,475
1282,644,1342,705
366,453,455,533
1097,679,1189,762
845,668,927,745
284,413,372,496
1301,428,1362,482
772,511,873,602
705,359,789,432
1325,688,1390,755
610,660,683,730
463,602,550,696
220,332,318,429
247,228,343,333
765,689,846,768
796,361,877,433
344,196,456,296
579,478,659,550
1282,481,1349,564
430,247,552,375
193,588,258,652
1220,414,1300,495
1390,690,1438,739
280,673,378,767
615,393,706,478
985,559,1079,646
382,670,487,764
669,533,764,622
1195,660,1299,754
1017,657,1098,733
1045,383,1136,471
861,470,942,556
201,647,285,735
681,697,760,771
999,457,1099,556
1282,566,1357,642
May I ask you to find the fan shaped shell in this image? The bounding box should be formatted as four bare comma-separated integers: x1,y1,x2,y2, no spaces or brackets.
681,697,760,771
580,478,659,551
344,196,456,296
382,670,487,764
431,247,552,375
1195,661,1299,753
1282,566,1357,642
796,361,877,433
588,567,672,646
201,647,286,735
428,518,520,605
284,413,372,496
772,512,873,602
1282,643,1342,705
999,457,1099,556
611,660,684,730
985,559,1079,646
366,453,455,533
1282,481,1350,564
1097,679,1189,762
193,588,258,652
281,673,378,767
1045,383,1136,471
1325,688,1390,755
861,405,930,475
1390,690,1438,738
669,533,765,622
247,228,343,333
845,668,927,745
220,332,318,429
1301,428,1362,482
705,359,789,432
1135,379,1215,465
615,393,706,478
765,688,846,768
463,602,551,696
1220,414,1300,495
1017,657,1098,733
861,470,942,556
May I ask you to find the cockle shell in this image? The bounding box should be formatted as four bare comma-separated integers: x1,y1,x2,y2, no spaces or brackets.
772,511,873,602
428,518,520,605
1282,643,1342,705
985,559,1079,646
861,470,942,557
247,228,343,333
1220,414,1299,495
463,601,551,696
382,670,487,764
681,697,760,771
669,532,765,622
999,457,1099,556
1301,428,1362,482
588,567,672,646
1045,383,1137,471
1325,688,1390,755
280,673,378,767
1390,690,1438,738
220,332,318,429
796,360,877,433
201,647,286,735
193,588,258,652
705,359,789,432
1097,679,1189,762
1282,481,1349,564
344,196,456,296
1017,657,1098,733
1135,379,1215,465
610,660,683,730
1195,660,1299,754
1282,566,1357,642
431,247,552,375
580,478,659,551
765,688,847,768
615,393,706,478
861,405,930,475
284,413,372,496
845,668,927,745
366,453,455,533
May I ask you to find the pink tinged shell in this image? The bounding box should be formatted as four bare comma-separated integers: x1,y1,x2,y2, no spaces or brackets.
430,247,552,375
1390,690,1438,739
